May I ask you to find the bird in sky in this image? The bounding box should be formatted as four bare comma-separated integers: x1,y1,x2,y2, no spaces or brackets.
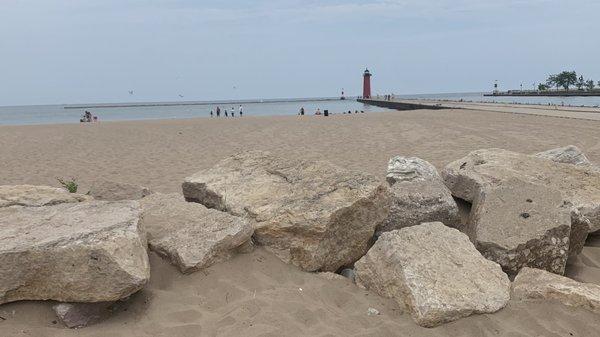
128,90,134,95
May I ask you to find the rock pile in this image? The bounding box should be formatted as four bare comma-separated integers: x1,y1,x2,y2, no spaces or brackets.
182,150,390,272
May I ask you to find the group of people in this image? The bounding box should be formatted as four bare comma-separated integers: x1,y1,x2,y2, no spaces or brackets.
80,110,98,123
211,105,243,118
299,107,365,116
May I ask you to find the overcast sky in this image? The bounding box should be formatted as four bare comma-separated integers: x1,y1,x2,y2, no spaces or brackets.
1,0,598,106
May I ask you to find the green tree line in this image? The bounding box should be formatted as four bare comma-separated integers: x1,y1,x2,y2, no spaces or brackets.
538,71,598,91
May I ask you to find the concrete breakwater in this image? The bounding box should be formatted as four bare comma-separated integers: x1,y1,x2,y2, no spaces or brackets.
357,99,446,110
485,91,600,97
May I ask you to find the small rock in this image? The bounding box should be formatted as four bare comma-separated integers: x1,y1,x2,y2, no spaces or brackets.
367,307,380,316
53,302,116,328
340,268,356,282
386,156,439,185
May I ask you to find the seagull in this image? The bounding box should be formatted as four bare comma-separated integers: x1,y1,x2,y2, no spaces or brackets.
128,90,134,95
178,94,184,98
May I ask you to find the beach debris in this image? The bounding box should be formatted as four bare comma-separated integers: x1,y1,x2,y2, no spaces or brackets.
466,178,572,275
378,156,460,235
534,145,594,167
367,307,380,316
512,267,600,315
182,150,390,272
442,148,600,234
355,222,510,328
88,179,153,201
53,302,116,328
385,156,439,185
0,200,149,304
140,193,253,274
0,184,90,208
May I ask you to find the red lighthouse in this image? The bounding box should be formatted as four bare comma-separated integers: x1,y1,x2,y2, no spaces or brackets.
362,68,372,98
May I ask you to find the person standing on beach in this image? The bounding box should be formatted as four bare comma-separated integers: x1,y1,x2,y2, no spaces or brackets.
216,107,221,117
239,105,243,117
210,110,214,118
224,109,228,117
299,107,305,115
231,108,235,117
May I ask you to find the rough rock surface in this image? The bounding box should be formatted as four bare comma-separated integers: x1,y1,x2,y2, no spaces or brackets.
386,156,439,185
0,200,149,304
512,267,600,315
182,150,390,272
355,222,510,328
534,145,593,167
467,179,572,275
88,179,153,201
53,302,116,328
0,185,90,208
140,193,253,274
442,148,600,233
379,156,460,234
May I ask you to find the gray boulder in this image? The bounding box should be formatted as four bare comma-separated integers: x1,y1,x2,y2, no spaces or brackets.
355,222,510,328
88,179,153,201
140,193,253,274
534,145,593,167
513,267,600,315
0,200,149,304
467,178,572,275
0,185,90,208
379,156,460,234
182,150,390,272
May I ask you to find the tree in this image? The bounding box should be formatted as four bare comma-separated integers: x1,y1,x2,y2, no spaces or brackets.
538,83,549,91
585,80,595,91
556,71,577,91
546,74,559,90
576,75,585,90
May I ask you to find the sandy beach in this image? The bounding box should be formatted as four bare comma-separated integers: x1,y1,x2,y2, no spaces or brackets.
2,108,600,336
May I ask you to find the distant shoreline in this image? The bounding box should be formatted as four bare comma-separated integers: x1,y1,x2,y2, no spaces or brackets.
485,91,600,97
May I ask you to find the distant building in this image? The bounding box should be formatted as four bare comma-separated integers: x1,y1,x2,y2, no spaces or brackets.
363,69,372,98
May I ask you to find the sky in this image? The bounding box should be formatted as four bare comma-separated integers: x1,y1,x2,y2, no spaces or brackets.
1,0,599,106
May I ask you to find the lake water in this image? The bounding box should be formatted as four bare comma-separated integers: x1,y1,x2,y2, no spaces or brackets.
2,93,600,126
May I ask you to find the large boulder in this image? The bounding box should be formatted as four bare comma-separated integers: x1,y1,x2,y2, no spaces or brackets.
88,179,153,201
182,151,390,272
467,178,572,275
0,185,90,208
140,193,253,274
534,145,593,167
355,222,510,328
442,148,600,233
0,200,149,304
378,156,460,234
512,267,600,315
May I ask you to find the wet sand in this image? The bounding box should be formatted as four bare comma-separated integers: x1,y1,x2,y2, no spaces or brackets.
1,109,600,336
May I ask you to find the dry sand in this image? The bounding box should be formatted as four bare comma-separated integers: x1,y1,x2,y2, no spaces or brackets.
1,108,600,336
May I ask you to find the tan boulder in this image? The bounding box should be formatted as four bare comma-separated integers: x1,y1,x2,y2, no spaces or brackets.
53,302,116,328
0,200,149,304
182,150,390,272
0,185,90,208
379,156,460,234
88,179,153,201
140,193,253,274
467,179,572,275
534,145,594,167
442,148,600,234
355,222,510,327
512,267,600,315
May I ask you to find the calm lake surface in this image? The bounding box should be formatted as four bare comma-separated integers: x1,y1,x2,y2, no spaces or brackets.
2,93,600,125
